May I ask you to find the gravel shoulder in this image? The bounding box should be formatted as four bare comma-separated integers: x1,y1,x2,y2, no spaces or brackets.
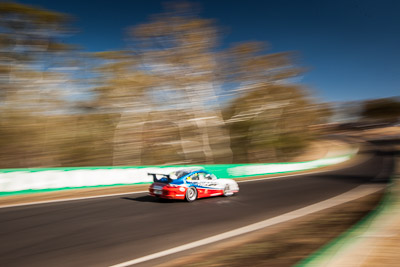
300,157,400,267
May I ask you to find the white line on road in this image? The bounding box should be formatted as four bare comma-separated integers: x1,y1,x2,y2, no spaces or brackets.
110,184,384,267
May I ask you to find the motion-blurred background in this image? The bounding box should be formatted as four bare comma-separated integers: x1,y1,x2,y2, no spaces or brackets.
0,1,399,169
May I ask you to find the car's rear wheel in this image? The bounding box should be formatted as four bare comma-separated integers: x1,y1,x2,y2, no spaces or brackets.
185,187,197,202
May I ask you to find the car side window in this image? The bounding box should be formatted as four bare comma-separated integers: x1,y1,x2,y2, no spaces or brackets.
198,172,206,180
188,173,199,181
205,173,216,180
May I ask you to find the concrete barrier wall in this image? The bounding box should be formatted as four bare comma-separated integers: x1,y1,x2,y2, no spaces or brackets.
0,149,357,197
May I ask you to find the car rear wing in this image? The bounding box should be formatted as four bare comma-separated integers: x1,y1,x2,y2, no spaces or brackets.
148,173,173,183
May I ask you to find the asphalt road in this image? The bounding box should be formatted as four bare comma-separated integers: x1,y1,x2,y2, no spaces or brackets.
0,142,396,267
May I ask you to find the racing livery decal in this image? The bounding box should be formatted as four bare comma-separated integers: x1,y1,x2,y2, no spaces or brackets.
148,168,239,202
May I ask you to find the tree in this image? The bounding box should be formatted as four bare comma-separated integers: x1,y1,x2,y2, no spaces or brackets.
361,97,400,122
90,50,160,165
94,2,318,165
0,2,80,168
221,43,320,162
0,2,329,167
120,2,232,164
224,83,318,162
0,2,74,111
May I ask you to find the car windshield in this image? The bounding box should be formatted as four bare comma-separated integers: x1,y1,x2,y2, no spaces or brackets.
171,168,203,179
174,170,191,178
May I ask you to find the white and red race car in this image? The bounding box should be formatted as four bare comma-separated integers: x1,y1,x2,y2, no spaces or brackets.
148,168,239,202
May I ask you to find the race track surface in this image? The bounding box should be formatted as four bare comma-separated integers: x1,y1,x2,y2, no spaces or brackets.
0,142,396,267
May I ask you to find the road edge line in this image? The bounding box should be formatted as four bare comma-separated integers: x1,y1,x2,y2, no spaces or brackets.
110,184,384,267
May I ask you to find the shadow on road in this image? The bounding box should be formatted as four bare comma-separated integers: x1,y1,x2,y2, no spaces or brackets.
122,196,177,203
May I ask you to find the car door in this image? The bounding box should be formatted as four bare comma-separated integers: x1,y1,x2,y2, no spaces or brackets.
197,171,221,197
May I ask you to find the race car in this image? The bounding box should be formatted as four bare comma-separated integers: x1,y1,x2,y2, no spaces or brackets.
148,168,239,202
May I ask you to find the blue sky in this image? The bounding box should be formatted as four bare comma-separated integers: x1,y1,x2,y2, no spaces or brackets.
16,0,400,103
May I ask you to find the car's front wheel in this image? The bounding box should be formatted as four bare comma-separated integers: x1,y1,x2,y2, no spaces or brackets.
185,187,197,202
223,184,233,197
